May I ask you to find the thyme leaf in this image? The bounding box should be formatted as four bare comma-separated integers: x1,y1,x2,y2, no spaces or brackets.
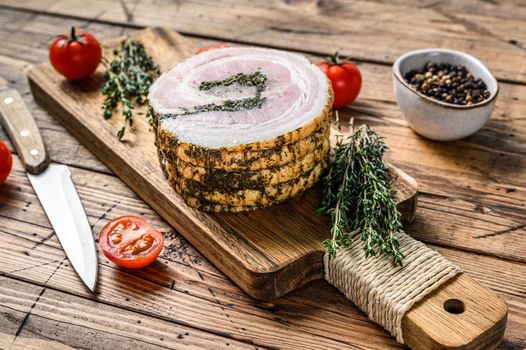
102,39,160,140
316,121,404,266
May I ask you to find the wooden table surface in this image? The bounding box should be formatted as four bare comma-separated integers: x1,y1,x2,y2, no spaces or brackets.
0,1,524,349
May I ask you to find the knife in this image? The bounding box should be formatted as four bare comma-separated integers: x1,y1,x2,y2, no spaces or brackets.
0,88,98,292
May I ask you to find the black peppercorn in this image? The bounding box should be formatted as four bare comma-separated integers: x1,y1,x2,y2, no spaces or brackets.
404,61,491,106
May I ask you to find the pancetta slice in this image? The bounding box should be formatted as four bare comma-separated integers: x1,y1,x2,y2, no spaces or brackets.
174,159,327,209
174,135,329,187
149,47,333,211
162,121,329,171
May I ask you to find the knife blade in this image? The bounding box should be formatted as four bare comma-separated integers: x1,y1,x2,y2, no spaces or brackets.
0,88,98,291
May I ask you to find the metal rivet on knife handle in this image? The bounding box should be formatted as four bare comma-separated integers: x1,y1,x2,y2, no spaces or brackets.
0,88,49,175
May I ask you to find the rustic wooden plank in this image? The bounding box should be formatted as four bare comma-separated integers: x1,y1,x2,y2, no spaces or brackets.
0,5,522,350
0,0,524,83
0,8,524,263
0,7,137,65
428,0,526,50
0,276,256,350
1,156,391,349
0,277,44,350
0,222,391,349
0,217,522,350
1,154,525,349
0,218,520,350
28,27,509,348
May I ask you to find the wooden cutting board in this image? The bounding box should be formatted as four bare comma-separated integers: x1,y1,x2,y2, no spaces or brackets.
27,26,418,300
28,27,507,349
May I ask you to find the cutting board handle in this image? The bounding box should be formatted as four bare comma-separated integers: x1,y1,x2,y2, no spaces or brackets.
402,273,508,349
327,258,508,349
0,89,49,174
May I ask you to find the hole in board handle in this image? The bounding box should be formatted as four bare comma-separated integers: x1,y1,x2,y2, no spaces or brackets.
443,299,465,314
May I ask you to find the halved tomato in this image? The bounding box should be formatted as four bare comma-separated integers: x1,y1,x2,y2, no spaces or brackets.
99,216,164,269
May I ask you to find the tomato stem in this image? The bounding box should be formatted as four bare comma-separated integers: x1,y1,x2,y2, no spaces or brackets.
70,26,78,41
67,26,87,44
327,51,344,65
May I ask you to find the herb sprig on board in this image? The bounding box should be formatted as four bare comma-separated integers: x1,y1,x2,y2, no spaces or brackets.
315,120,404,266
102,39,160,140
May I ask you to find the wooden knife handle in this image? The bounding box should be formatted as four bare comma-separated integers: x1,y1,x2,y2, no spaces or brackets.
0,89,49,174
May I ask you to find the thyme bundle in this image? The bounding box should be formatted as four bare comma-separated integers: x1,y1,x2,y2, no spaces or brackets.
316,122,404,266
102,39,160,140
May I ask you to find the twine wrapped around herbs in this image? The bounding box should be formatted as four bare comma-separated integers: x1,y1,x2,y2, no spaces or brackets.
324,230,461,343
318,120,460,343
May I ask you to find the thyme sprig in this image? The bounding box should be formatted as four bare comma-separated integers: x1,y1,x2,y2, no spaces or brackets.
199,71,267,93
102,39,160,140
162,71,268,118
315,121,404,266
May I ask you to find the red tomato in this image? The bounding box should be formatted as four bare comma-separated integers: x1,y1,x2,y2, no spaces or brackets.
99,216,164,269
317,51,362,109
195,43,230,54
0,140,13,184
49,27,102,80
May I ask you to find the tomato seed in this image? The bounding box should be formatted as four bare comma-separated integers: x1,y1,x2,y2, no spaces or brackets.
109,233,122,245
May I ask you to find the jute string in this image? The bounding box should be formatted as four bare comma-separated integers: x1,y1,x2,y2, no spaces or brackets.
324,231,461,343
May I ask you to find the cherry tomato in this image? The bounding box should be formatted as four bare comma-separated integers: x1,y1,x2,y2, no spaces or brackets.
0,140,13,184
317,51,362,109
49,27,102,80
99,216,164,269
195,43,230,54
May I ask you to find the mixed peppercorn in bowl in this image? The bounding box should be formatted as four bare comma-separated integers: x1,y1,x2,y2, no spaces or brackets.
392,48,498,141
404,61,491,106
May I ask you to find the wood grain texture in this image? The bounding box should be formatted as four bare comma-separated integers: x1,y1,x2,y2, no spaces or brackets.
0,156,404,349
0,276,255,350
404,274,508,350
27,27,417,301
25,27,511,349
0,6,523,349
0,277,44,350
1,155,523,349
0,7,524,264
0,0,524,83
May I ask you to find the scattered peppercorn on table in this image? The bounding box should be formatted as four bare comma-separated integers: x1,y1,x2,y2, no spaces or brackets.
0,1,525,349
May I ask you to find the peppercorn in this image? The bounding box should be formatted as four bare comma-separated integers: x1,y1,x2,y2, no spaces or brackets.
404,62,491,106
